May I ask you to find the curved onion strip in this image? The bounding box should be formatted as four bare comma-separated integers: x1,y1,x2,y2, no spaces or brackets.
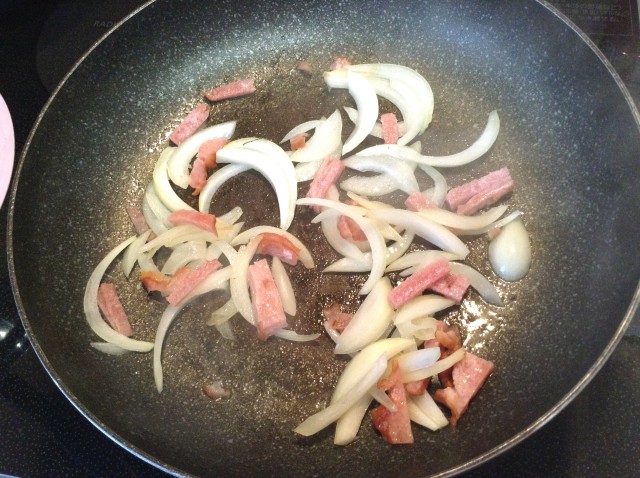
230,226,314,269
344,192,394,211
334,277,394,355
342,154,419,194
402,348,466,383
449,262,503,306
216,220,244,243
230,236,263,325
297,198,385,295
289,110,342,163
280,119,322,143
122,230,152,277
84,236,153,352
395,295,456,325
294,158,324,182
143,183,173,232
198,164,250,213
370,386,397,412
340,173,400,197
334,394,371,445
396,347,441,372
160,240,207,275
274,329,321,342
142,196,169,236
418,205,508,231
320,213,367,262
217,206,243,225
343,106,407,140
207,298,238,326
153,304,186,392
386,250,462,273
271,257,296,316
137,251,160,273
185,266,231,300
90,342,129,356
168,121,237,189
217,141,296,230
323,320,342,345
395,318,437,343
152,146,194,212
459,210,524,236
408,393,449,431
141,224,216,256
215,321,235,341
342,71,378,154
417,164,448,207
357,110,500,168
294,354,387,436
367,208,469,258
387,77,424,146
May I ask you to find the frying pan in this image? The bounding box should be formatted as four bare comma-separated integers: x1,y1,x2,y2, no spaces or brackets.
7,0,640,476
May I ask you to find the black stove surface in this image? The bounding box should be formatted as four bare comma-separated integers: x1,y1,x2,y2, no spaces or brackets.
1,1,639,476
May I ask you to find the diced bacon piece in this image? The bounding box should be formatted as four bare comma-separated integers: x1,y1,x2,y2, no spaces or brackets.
168,209,216,234
404,378,430,396
189,158,208,196
430,273,470,304
248,259,288,341
435,321,462,388
305,157,345,212
388,259,451,309
404,192,435,212
337,215,367,241
296,61,313,75
331,56,352,70
203,79,256,102
322,303,353,333
167,260,222,306
202,381,231,400
126,205,150,235
445,167,514,216
169,103,210,145
97,283,132,336
197,138,228,169
255,233,300,266
289,134,307,151
381,113,399,144
434,352,494,426
140,271,171,294
371,360,414,445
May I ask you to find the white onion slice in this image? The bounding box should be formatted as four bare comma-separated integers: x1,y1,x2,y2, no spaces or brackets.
83,236,153,352
271,257,296,316
230,226,314,269
280,119,322,143
168,121,237,189
449,262,504,306
183,266,231,301
143,182,173,233
289,110,342,163
215,320,235,341
320,212,367,262
460,210,524,236
342,71,378,154
396,347,441,373
395,295,456,325
367,208,470,258
344,192,394,211
230,236,263,325
342,154,419,195
402,348,466,383
386,250,462,273
142,195,169,236
207,297,238,327
274,329,321,342
417,164,448,207
294,158,324,182
334,394,372,445
153,304,185,392
297,197,386,295
217,206,243,225
198,164,250,213
417,205,508,232
152,147,194,212
334,277,394,355
160,240,207,275
137,251,160,273
340,174,401,197
141,224,216,256
408,392,449,431
122,230,152,277
370,386,397,412
90,342,129,356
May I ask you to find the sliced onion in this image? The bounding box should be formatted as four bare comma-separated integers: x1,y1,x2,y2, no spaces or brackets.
274,329,321,342
167,121,237,189
402,347,466,383
84,236,153,352
230,236,263,325
280,119,322,144
289,110,342,163
344,192,394,211
143,182,173,233
230,225,314,269
217,206,243,225
340,173,401,197
334,394,372,445
449,262,504,306
295,158,324,182
142,194,169,236
160,240,207,275
408,392,449,431
215,320,235,341
459,210,523,236
122,230,152,277
141,224,216,256
417,205,508,232
183,265,231,301
342,154,419,195
271,257,296,316
386,249,462,273
198,164,250,213
342,71,378,154
90,342,130,356
152,147,194,212
396,347,440,372
395,295,456,325
370,386,397,412
153,304,186,392
417,164,448,207
320,213,367,262
137,251,160,273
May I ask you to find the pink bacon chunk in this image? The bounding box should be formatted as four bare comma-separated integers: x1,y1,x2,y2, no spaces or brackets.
168,209,216,234
167,260,222,307
434,352,494,426
381,113,399,144
305,157,345,212
248,259,288,341
290,134,307,151
445,167,514,216
371,360,414,445
331,56,352,70
169,103,210,145
388,259,451,309
256,233,300,266
126,205,150,235
97,283,132,336
322,303,353,333
203,79,256,102
189,158,208,196
404,192,435,212
430,273,470,304
197,138,228,169
337,215,367,241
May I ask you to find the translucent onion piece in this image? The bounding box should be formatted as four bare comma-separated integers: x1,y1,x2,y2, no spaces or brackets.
215,320,235,341
345,192,394,211
274,329,321,342
153,304,186,392
335,277,394,355
122,230,152,277
341,71,378,154
395,318,437,343
143,182,173,233
230,236,263,325
387,76,424,145
334,395,372,445
207,297,238,326
342,154,419,194
230,226,315,269
280,119,322,143
386,250,462,273
294,354,387,436
370,386,397,412
137,251,160,273
168,121,237,189
417,205,508,232
417,164,447,207
142,195,169,236
160,240,207,275
460,210,524,236
395,295,456,325
271,257,296,316
367,208,470,258
289,110,342,163
152,146,194,212
449,262,504,306
198,164,250,213
183,265,231,301
83,236,153,352
320,213,367,262
90,342,129,356
396,347,441,376
141,224,216,256
217,140,296,230
297,197,386,295
216,220,244,243
295,158,324,182
340,173,400,197
217,206,243,225
402,347,466,383
408,392,449,431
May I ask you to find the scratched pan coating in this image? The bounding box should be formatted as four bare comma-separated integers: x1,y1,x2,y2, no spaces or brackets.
8,0,640,476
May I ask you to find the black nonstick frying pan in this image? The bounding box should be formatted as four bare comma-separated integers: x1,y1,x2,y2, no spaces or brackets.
8,0,640,476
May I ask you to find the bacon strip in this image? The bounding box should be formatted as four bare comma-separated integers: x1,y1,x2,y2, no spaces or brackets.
305,157,345,212
290,134,307,151
169,103,210,145
126,205,150,235
167,210,216,234
203,79,256,102
434,321,462,388
445,167,513,216
434,352,494,426
388,259,451,309
189,158,208,196
371,360,414,444
256,233,300,266
97,283,132,336
337,215,367,241
248,259,288,341
381,113,399,144
404,192,435,212
197,138,228,169
167,260,222,306
322,303,353,333
430,273,470,304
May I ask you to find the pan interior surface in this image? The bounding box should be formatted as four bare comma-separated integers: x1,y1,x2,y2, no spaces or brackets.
8,0,640,477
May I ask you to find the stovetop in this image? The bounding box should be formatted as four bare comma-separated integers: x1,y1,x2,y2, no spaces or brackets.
1,1,639,476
